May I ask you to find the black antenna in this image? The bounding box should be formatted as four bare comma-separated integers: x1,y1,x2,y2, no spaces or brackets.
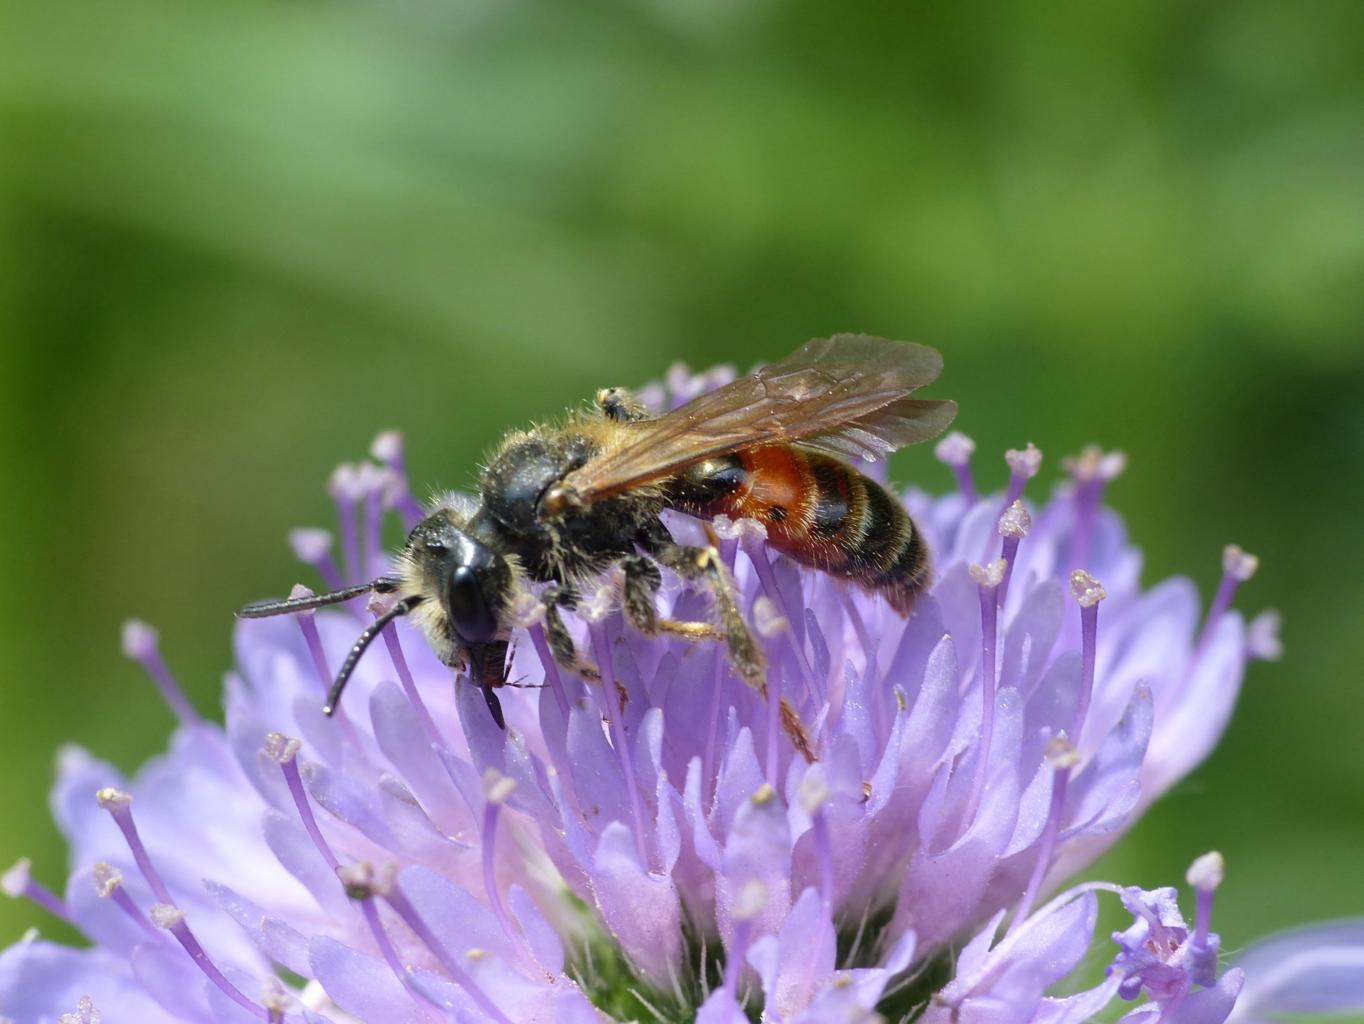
235,577,401,619
323,595,424,716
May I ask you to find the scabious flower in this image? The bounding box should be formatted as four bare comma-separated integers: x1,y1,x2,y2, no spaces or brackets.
1,364,1358,1023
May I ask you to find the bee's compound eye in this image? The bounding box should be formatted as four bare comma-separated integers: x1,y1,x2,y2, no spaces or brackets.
445,565,498,644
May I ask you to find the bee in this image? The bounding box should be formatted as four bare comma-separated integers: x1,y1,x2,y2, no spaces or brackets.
237,334,954,759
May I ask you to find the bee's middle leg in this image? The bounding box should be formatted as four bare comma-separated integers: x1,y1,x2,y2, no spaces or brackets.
618,553,724,642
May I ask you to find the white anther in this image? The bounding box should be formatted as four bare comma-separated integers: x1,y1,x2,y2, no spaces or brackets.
261,977,293,1013
370,430,404,464
466,947,488,961
1045,736,1080,770
353,461,390,497
482,768,518,805
934,431,976,467
751,783,776,807
712,514,767,543
998,499,1032,539
120,620,158,660
263,732,301,764
1064,444,1127,482
1005,443,1043,479
57,996,100,1024
753,596,788,638
150,903,185,930
327,464,364,501
970,558,1007,589
1186,851,1225,892
1,858,30,897
337,862,394,898
795,770,831,815
288,529,334,564
288,583,316,605
1222,544,1259,582
1247,609,1283,662
92,862,123,899
366,590,397,617
666,362,702,402
96,787,132,810
1069,569,1107,608
701,365,738,391
734,880,768,921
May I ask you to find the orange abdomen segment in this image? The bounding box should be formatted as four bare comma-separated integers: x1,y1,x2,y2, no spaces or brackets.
667,445,930,613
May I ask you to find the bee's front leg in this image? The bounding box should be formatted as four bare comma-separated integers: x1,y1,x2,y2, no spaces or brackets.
540,585,600,683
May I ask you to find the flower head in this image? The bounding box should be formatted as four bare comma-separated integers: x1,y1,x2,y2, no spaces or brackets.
0,364,1335,1024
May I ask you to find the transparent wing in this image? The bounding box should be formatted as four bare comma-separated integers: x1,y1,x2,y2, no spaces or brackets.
562,334,955,505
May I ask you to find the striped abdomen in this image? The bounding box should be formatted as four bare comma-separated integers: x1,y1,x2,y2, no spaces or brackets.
667,446,930,614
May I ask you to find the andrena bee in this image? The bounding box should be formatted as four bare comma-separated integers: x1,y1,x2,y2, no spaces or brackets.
238,334,954,760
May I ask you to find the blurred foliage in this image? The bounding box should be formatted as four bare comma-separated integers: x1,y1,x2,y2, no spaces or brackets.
1,0,1362,982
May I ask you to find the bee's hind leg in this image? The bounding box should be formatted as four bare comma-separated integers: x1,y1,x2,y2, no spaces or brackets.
643,537,814,762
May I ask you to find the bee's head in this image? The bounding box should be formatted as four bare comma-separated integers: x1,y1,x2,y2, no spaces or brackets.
235,501,513,728
406,511,511,647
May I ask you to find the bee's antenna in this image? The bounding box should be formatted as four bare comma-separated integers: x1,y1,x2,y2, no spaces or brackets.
235,577,402,619
323,595,424,717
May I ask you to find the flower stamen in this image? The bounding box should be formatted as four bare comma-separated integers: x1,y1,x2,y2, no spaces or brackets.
1187,850,1224,956
1008,737,1079,934
996,499,1032,609
288,528,345,593
383,885,515,1024
527,623,572,717
96,788,172,906
936,431,979,504
370,593,444,748
797,772,835,912
328,464,364,585
719,880,767,1021
288,587,365,749
265,735,441,1018
1070,569,1107,747
357,462,391,580
151,902,269,1019
2,857,73,926
965,558,1006,825
1004,443,1043,507
742,533,818,696
1193,545,1259,671
92,861,160,941
371,430,426,530
121,620,202,729
1063,445,1126,570
481,769,531,958
57,996,100,1024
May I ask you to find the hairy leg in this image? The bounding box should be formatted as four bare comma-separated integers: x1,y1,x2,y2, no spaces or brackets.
645,536,814,762
541,585,600,683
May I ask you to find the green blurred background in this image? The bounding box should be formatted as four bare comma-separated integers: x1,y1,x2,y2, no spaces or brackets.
1,0,1361,976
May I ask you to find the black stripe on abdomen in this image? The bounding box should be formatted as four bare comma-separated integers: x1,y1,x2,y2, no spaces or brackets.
808,456,852,540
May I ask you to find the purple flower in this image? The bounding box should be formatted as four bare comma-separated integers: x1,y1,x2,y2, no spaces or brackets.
0,364,1339,1023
